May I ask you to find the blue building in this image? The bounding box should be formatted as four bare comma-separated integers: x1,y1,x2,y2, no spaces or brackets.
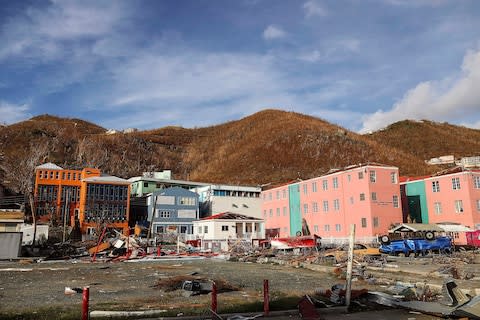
147,187,199,237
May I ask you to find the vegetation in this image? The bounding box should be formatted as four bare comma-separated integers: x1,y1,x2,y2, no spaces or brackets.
1,110,478,194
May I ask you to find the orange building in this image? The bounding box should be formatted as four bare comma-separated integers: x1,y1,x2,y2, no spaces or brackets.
34,163,130,238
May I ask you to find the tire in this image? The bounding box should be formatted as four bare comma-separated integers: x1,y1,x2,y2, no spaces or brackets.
425,231,435,241
296,231,302,236
380,235,390,244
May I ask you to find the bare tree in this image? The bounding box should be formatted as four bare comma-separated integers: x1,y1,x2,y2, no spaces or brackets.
0,141,50,245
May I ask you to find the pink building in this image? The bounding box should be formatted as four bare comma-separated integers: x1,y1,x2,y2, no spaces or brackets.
261,164,403,241
424,170,480,230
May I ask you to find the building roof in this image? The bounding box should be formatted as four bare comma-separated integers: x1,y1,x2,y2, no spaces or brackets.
83,175,130,184
389,223,444,233
200,212,262,221
35,162,64,170
128,176,210,187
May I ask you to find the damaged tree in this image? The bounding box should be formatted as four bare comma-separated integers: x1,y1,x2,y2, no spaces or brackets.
0,141,50,246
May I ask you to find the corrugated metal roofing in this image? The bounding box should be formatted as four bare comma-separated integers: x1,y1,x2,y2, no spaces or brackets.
389,223,444,233
83,175,130,184
35,162,64,170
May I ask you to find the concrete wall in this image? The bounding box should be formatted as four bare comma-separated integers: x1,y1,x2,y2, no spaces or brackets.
0,232,22,259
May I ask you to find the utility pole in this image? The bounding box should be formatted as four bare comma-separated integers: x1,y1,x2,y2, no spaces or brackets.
345,224,356,307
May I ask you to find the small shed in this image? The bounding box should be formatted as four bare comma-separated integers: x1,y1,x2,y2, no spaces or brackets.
0,232,22,259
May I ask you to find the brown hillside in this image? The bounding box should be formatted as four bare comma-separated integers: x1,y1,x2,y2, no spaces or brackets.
368,120,480,160
0,110,448,193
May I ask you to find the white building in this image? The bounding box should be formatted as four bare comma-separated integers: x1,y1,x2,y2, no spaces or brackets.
191,212,265,252
192,184,262,219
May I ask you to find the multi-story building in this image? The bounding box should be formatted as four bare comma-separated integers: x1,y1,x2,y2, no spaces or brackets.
128,171,209,197
193,185,262,219
34,163,130,238
401,168,480,231
147,187,199,240
261,164,402,242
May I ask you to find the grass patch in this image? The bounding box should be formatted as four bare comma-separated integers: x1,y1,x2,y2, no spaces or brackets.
0,306,80,320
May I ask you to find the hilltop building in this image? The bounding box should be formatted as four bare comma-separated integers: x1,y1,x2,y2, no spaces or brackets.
34,163,130,238
261,164,402,243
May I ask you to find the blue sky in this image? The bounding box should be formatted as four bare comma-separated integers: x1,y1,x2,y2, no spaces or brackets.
1,0,480,133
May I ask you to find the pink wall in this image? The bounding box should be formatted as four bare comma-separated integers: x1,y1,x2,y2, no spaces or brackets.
425,171,480,230
262,186,290,236
262,165,403,239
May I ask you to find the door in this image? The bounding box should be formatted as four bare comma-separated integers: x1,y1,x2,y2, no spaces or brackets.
407,196,422,223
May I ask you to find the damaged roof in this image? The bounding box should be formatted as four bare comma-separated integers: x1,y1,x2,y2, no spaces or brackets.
201,212,262,221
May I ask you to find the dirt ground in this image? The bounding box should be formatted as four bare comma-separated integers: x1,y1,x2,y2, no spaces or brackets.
0,253,479,319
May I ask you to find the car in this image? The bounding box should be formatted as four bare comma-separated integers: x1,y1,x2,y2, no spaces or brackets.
324,243,380,263
379,233,452,257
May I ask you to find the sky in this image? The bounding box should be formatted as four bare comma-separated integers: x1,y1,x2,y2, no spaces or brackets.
0,0,480,133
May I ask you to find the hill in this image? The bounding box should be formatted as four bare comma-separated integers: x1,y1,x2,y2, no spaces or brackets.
3,110,478,193
367,120,480,160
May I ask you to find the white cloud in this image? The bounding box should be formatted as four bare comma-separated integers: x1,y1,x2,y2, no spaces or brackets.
0,0,127,61
303,0,328,18
360,49,480,133
263,25,287,40
0,101,30,125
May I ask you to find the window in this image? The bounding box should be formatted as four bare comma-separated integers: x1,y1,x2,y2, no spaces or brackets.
324,224,330,232
332,177,338,189
359,193,365,201
474,177,480,189
391,172,397,184
312,182,317,192
204,226,209,233
371,192,377,201
198,227,202,234
276,191,280,199
322,180,328,191
333,199,340,211
221,225,229,231
434,202,442,215
476,200,480,211
347,175,351,182
269,209,273,217
282,189,287,198
283,206,287,216
156,226,165,233
303,204,308,214
144,182,149,188
455,200,464,213
158,211,171,218
323,200,329,212
358,172,364,179
335,224,341,232
263,210,267,218
370,170,376,183
452,177,461,190
373,217,379,228
276,208,280,216
55,172,59,179
67,172,71,180
179,197,196,205
432,181,440,193
312,202,318,213
303,184,308,195
350,197,354,204
73,173,77,180
393,195,399,208
62,172,65,180
361,218,367,228
314,225,319,232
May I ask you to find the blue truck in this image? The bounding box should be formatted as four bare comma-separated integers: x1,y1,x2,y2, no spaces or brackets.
379,232,452,257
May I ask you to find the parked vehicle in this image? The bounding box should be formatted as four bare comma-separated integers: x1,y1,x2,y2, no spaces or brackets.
466,230,480,248
379,232,452,256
